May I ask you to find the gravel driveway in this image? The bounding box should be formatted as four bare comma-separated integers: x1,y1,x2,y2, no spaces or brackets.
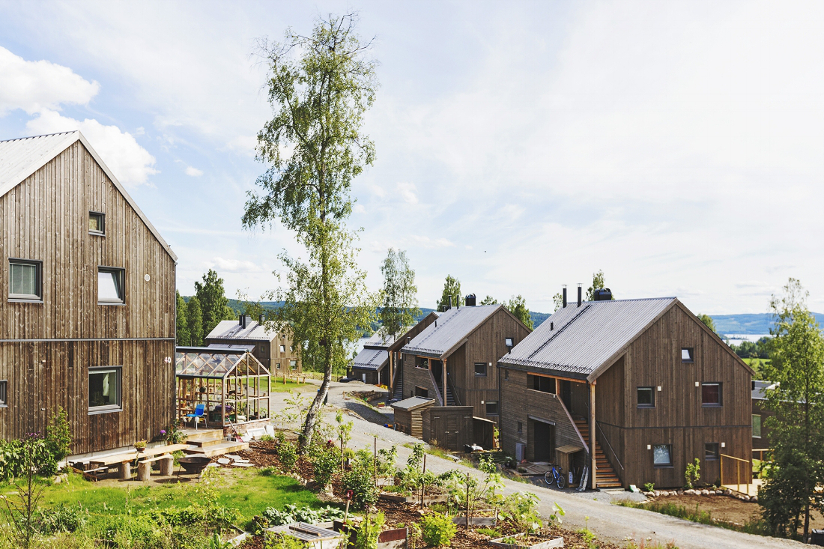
269,379,804,549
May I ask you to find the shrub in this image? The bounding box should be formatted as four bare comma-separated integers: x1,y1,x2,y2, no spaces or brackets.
500,492,543,533
45,407,72,463
684,458,701,489
262,505,344,526
164,419,188,445
420,512,456,548
32,503,85,534
353,512,384,549
265,532,310,549
260,434,275,442
277,440,298,471
643,482,655,493
310,446,339,488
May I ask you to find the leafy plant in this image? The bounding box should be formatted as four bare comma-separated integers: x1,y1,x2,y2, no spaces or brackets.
32,502,85,535
420,511,456,548
477,527,500,537
262,504,345,526
342,451,379,509
308,439,340,488
164,418,188,444
45,406,72,463
0,434,48,548
500,492,547,533
684,458,700,489
277,440,299,471
265,532,310,549
353,511,385,549
643,482,655,493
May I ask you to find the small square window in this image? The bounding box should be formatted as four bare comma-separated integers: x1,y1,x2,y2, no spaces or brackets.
474,362,487,377
505,337,514,347
275,363,281,370
415,356,428,369
98,267,124,304
637,387,655,408
752,414,762,438
89,367,122,413
517,421,522,434
653,444,672,467
702,383,722,406
89,211,105,234
0,380,7,406
9,259,42,301
290,360,297,369
279,345,286,353
682,348,694,363
705,442,719,461
486,401,499,415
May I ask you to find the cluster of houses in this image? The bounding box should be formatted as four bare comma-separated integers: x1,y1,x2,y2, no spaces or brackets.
1,130,761,491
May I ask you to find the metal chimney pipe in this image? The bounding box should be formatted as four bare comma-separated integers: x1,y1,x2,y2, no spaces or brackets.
448,295,453,310
562,286,567,308
577,284,583,307
239,313,243,326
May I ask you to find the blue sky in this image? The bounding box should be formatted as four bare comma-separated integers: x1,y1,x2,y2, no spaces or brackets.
1,0,823,315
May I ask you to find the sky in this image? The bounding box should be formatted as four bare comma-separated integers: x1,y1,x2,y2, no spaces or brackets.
1,0,822,315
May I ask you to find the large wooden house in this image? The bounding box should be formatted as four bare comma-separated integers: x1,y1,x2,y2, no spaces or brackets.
350,332,393,386
205,316,301,374
498,289,753,490
388,311,439,401
0,131,177,455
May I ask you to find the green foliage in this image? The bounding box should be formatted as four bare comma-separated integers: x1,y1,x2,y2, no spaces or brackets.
684,458,701,489
479,296,498,305
195,269,234,339
353,512,385,549
697,314,717,334
499,492,544,533
758,278,824,540
309,442,340,488
446,454,503,517
265,532,310,549
164,419,187,445
585,270,613,301
342,450,378,509
45,406,72,463
186,295,204,346
262,504,344,526
380,249,421,340
505,295,533,330
436,275,461,311
476,527,500,537
731,336,771,359
176,290,190,345
31,502,85,535
276,439,298,471
419,512,456,548
643,482,655,493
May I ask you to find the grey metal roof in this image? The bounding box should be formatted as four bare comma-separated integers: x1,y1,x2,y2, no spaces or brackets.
752,380,777,400
352,347,388,371
402,305,500,357
391,396,435,411
207,343,256,352
361,331,396,349
0,131,177,261
206,320,281,342
499,298,676,379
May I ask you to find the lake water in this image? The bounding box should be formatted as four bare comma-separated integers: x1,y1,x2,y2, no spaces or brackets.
724,333,771,345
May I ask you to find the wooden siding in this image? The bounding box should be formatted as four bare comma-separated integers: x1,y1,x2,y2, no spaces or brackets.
0,142,175,454
424,406,473,451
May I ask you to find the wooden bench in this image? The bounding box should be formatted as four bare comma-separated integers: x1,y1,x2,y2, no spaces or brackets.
70,465,109,482
136,454,175,480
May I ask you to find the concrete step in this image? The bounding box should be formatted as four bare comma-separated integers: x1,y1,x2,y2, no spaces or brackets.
182,429,223,443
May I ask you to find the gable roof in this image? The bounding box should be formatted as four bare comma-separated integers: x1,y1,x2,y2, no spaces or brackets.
351,347,389,371
0,131,177,261
387,312,440,354
391,396,435,411
499,298,677,381
206,319,281,342
402,304,500,358
362,331,396,349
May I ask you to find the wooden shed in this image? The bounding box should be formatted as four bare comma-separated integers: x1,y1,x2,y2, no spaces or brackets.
391,397,434,438
0,131,177,455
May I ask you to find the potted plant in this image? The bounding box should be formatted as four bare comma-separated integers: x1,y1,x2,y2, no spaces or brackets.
134,440,147,452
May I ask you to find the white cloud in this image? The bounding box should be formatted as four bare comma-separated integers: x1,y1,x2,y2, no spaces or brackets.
25,109,157,186
207,257,263,273
353,204,366,214
185,166,203,177
396,182,418,204
0,46,99,115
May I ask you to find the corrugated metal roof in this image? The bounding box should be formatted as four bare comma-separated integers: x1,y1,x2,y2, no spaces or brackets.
362,331,396,348
207,343,256,352
206,320,281,341
752,380,777,400
402,305,500,357
499,298,676,378
391,396,435,410
352,347,388,371
0,131,177,261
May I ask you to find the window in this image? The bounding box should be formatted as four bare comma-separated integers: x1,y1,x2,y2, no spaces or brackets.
98,267,124,304
89,367,122,413
474,362,487,377
653,444,672,467
682,348,694,363
702,383,722,406
290,360,297,369
486,401,499,415
290,346,294,352
528,374,556,393
415,386,428,398
415,356,428,369
517,421,522,434
9,259,42,301
705,443,719,460
505,337,514,347
89,212,105,234
0,380,6,407
279,345,286,353
752,414,762,438
275,363,281,370
637,387,655,408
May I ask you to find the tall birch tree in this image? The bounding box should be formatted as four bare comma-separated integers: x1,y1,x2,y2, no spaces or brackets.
243,13,378,451
380,249,420,341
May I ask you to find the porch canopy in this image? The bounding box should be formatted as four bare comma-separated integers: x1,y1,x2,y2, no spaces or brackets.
175,346,271,428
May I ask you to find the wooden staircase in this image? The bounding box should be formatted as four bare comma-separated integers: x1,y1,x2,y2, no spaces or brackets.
573,419,622,489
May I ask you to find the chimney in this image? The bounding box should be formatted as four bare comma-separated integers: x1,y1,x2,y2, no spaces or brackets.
562,285,567,308
465,293,476,307
239,313,244,327
577,283,582,307
550,322,554,330
448,295,453,310
259,314,265,325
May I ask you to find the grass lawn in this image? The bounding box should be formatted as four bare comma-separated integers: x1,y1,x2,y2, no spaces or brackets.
30,468,324,528
268,378,313,392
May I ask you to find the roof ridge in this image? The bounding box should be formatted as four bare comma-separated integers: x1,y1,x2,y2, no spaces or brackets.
0,130,79,144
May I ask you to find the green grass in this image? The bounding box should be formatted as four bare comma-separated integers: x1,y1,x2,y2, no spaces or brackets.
616,500,769,536
267,378,313,392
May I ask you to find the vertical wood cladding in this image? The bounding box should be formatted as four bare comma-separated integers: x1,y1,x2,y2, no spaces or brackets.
0,142,175,454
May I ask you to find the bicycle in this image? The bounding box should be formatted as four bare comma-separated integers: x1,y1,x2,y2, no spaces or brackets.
543,464,566,489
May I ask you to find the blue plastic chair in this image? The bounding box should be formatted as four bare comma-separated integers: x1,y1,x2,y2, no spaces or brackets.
186,403,206,430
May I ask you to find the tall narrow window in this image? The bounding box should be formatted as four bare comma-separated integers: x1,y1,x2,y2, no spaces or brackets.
89,367,122,413
279,345,286,353
89,212,105,234
752,414,762,438
0,380,7,406
9,259,42,301
637,387,655,408
653,444,672,467
98,267,125,304
702,383,722,406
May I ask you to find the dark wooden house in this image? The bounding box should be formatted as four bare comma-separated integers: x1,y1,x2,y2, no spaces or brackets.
399,298,531,428
350,332,393,385
0,131,177,455
205,316,301,374
498,290,753,490
389,312,439,401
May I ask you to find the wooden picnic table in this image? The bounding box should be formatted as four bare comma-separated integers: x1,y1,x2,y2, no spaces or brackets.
85,443,192,480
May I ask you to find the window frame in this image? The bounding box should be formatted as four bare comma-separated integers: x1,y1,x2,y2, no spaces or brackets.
485,400,499,415
88,211,106,235
528,374,556,394
474,362,488,377
704,442,720,461
681,348,694,363
701,382,723,407
415,356,428,370
88,366,123,414
279,345,286,353
637,386,655,408
652,444,673,467
8,258,43,302
0,380,7,407
752,414,762,438
97,266,125,305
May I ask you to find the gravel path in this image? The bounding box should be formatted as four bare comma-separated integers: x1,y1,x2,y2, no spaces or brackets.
268,380,803,549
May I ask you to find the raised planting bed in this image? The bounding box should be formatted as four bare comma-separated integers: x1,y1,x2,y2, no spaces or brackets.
490,533,564,549
379,492,448,504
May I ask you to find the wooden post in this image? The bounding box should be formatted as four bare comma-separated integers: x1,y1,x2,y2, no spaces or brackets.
442,359,447,406
160,456,174,476
590,381,596,490
421,453,427,506
119,461,131,480
373,436,378,488
137,461,151,481
465,472,471,529
388,351,393,397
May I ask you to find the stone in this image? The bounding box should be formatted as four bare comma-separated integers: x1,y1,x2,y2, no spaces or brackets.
217,458,231,465
701,489,710,496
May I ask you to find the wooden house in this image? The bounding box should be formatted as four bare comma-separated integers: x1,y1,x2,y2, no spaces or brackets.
399,298,531,424
205,316,301,374
498,289,753,490
391,396,434,438
751,380,775,458
350,332,392,385
0,131,177,455
388,311,439,401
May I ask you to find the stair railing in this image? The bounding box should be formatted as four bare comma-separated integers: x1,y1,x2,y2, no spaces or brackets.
428,369,444,406
596,421,624,471
447,374,462,406
553,393,588,454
